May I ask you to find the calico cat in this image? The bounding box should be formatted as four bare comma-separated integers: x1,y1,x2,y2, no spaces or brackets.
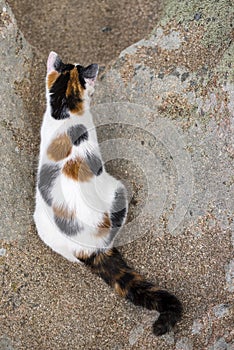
33,51,182,336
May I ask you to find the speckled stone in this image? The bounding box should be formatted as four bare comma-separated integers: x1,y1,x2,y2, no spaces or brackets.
1,0,234,349
176,337,193,350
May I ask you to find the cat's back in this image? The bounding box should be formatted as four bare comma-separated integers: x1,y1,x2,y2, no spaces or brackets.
34,53,128,261
34,112,123,260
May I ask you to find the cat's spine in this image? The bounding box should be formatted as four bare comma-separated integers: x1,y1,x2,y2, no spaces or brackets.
78,248,182,336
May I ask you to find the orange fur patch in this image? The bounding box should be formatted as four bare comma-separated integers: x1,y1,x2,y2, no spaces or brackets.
53,204,76,220
96,212,111,237
114,282,127,297
66,68,85,115
62,156,93,182
76,251,92,260
47,133,72,161
128,271,144,284
91,251,107,266
104,249,114,257
47,71,60,89
149,285,160,292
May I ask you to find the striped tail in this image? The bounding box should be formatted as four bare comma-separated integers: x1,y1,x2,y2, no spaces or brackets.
78,248,182,336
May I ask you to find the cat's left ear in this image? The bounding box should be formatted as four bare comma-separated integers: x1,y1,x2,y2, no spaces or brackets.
47,51,63,74
82,64,99,87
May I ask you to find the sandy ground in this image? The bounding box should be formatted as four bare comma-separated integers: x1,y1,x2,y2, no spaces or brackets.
1,0,233,349
8,0,162,66
0,1,179,350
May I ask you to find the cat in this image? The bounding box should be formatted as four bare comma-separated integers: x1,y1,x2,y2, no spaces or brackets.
33,51,182,336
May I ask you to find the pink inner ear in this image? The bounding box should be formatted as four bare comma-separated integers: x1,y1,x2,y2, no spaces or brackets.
47,51,58,73
85,78,96,87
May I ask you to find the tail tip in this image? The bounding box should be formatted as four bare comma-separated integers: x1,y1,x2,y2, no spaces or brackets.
152,312,175,336
153,290,183,336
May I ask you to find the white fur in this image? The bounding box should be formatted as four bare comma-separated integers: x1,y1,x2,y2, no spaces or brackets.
34,53,127,262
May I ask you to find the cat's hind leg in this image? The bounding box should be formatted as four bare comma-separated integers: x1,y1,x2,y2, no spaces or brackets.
108,185,128,245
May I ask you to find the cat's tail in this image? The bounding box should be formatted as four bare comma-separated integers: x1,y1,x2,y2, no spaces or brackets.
78,248,182,336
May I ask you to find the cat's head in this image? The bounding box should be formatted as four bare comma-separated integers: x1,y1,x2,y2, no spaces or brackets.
46,51,98,119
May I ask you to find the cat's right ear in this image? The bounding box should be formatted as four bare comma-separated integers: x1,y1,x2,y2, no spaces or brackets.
47,51,62,74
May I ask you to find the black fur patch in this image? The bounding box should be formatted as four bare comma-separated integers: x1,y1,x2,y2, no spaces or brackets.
80,248,130,285
83,64,99,78
54,56,74,73
110,187,127,228
116,271,135,289
126,286,183,336
153,290,182,314
76,64,98,88
126,280,155,309
152,290,183,336
66,91,83,112
86,152,103,176
38,164,60,206
105,187,127,245
50,72,70,120
67,124,88,146
111,208,127,228
76,65,86,89
50,67,84,119
54,216,81,236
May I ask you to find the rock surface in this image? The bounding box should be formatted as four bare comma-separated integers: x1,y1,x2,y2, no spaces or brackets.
0,0,44,242
0,0,34,241
7,0,163,66
1,0,234,349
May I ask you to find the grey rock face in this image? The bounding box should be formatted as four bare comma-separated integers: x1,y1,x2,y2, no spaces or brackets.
176,337,193,350
225,260,234,292
0,336,14,350
0,0,233,349
0,1,44,241
208,337,233,350
0,0,34,240
92,0,234,347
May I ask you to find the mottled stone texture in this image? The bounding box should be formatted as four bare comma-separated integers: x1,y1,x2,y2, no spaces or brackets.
0,0,34,241
1,0,233,349
93,0,234,348
0,0,44,241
